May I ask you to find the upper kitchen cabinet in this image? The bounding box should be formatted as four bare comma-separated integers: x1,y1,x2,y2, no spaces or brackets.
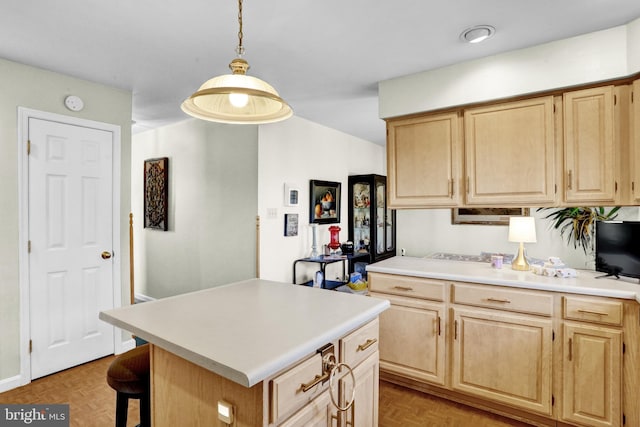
463,97,556,206
563,86,617,204
632,80,640,204
387,112,462,208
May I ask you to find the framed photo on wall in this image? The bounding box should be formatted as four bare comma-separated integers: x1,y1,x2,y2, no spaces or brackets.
309,180,341,224
144,157,169,230
451,207,529,225
284,213,299,236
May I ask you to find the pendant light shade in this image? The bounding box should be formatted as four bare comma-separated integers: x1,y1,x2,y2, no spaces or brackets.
181,0,292,124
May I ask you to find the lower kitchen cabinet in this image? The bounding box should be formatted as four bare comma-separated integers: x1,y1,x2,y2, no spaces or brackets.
369,271,639,427
340,351,379,427
451,307,553,416
279,390,334,427
372,292,446,385
561,300,623,427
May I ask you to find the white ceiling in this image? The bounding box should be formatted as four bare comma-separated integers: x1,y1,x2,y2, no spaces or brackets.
2,1,640,145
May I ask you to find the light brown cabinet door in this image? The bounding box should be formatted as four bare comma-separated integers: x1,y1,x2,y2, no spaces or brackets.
373,293,446,385
279,390,335,427
561,323,622,427
340,352,379,427
464,96,556,205
564,86,617,203
451,307,553,415
387,112,461,207
632,80,640,203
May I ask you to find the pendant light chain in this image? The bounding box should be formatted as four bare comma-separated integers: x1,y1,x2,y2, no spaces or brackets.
236,0,245,56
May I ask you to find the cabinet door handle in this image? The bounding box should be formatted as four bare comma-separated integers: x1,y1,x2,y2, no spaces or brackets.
448,179,453,197
487,297,511,304
466,176,470,194
437,316,441,336
357,338,377,352
301,372,329,393
567,170,573,190
577,309,609,316
393,286,413,292
454,320,458,340
568,338,573,361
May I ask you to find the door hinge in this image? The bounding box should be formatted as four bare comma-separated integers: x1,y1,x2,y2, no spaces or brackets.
29,340,32,354
27,139,31,155
28,240,31,253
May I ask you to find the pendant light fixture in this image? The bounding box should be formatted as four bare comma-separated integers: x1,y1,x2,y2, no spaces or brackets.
181,0,292,124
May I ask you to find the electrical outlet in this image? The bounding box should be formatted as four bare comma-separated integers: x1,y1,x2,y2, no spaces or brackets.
401,248,406,256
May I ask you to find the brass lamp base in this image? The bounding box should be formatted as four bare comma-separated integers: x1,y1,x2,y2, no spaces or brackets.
511,242,530,271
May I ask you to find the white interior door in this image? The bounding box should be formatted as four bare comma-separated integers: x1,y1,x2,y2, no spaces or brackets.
28,117,115,379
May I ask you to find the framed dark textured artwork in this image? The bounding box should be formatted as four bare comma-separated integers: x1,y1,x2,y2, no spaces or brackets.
451,208,529,225
144,157,169,230
284,213,299,236
309,180,341,224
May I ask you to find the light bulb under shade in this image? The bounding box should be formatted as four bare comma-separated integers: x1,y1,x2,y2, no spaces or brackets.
181,73,293,124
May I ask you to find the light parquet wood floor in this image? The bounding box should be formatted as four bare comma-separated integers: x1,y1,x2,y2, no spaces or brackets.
0,356,140,427
1,356,532,426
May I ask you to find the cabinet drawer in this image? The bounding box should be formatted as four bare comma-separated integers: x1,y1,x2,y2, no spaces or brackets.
563,296,623,326
452,283,553,316
270,353,326,424
369,273,445,301
340,318,379,369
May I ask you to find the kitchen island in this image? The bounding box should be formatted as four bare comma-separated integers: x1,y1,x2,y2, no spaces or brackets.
100,278,389,426
367,256,640,427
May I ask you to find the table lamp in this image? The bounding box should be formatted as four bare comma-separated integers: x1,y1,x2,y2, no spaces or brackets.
508,216,537,271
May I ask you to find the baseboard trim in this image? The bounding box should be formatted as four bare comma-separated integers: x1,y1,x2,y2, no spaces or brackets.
134,293,155,303
0,374,26,394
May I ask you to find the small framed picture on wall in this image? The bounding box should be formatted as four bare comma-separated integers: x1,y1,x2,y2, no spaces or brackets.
309,180,341,224
284,213,299,236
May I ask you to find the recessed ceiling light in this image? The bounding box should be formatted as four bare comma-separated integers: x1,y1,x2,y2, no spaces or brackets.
460,25,496,44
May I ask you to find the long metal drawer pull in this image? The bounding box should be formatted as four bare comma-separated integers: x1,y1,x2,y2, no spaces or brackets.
577,309,609,316
357,338,377,352
393,286,413,292
487,297,511,304
301,352,336,393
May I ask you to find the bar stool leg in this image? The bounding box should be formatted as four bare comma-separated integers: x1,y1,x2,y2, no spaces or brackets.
115,392,129,427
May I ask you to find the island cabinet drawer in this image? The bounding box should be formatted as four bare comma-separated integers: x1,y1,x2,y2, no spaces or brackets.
369,273,445,301
340,318,379,368
269,352,327,425
563,296,623,326
452,283,553,316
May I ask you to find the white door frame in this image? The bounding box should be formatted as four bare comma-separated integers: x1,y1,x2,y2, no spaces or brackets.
17,107,125,387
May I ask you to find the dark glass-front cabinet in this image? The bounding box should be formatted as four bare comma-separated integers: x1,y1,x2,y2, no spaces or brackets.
348,174,396,266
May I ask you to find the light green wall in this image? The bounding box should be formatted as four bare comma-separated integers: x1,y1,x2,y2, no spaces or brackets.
131,119,258,298
0,58,132,382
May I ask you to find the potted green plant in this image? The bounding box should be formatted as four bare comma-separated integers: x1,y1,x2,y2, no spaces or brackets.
537,207,620,254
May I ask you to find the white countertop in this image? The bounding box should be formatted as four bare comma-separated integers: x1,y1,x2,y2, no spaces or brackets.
99,279,389,388
367,256,640,302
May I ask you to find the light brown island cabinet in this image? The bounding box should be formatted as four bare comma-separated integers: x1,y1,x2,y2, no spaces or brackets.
386,112,462,208
463,96,556,206
152,319,380,427
563,86,618,204
369,274,446,386
560,296,623,427
367,268,640,427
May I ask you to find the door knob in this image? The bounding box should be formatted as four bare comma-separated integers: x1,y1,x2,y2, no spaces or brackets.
101,251,112,259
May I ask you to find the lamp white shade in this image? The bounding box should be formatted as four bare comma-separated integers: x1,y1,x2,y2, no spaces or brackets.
508,216,537,243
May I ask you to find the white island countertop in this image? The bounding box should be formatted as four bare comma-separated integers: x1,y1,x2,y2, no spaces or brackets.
99,279,389,388
367,256,640,303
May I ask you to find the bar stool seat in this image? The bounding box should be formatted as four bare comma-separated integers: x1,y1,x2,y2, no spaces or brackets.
107,344,150,427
